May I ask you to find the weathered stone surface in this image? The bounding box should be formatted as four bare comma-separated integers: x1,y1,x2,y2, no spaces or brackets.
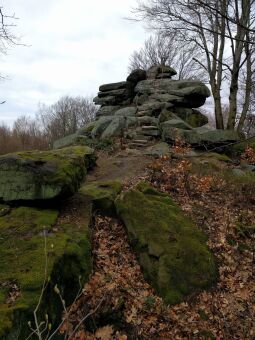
173,107,208,127
101,117,125,139
226,136,255,157
158,110,177,123
161,118,193,131
160,65,177,76
138,116,159,126
162,127,240,147
127,69,147,84
133,93,149,105
80,181,121,215
91,116,114,138
96,106,121,117
135,79,210,108
138,101,165,116
146,66,161,80
98,88,129,98
142,129,160,137
187,110,208,127
114,107,137,117
0,146,96,201
99,81,129,92
156,72,173,79
94,91,133,106
100,116,138,140
78,121,97,135
53,133,81,150
0,195,92,338
116,183,217,305
144,142,171,157
147,65,177,80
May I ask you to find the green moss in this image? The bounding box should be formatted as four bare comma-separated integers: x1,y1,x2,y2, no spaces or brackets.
80,181,122,215
200,152,232,162
186,113,208,128
0,204,10,217
0,200,92,339
116,183,217,305
0,146,97,201
227,137,255,157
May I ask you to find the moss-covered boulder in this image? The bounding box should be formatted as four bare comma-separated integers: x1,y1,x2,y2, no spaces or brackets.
80,181,122,215
0,146,96,202
115,183,217,305
226,136,255,157
0,197,92,339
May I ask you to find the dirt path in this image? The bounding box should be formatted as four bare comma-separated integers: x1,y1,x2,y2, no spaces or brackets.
86,149,151,184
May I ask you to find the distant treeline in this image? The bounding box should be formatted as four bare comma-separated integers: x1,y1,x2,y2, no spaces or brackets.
0,96,97,155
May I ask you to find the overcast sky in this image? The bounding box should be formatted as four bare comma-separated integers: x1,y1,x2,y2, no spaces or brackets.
0,0,148,125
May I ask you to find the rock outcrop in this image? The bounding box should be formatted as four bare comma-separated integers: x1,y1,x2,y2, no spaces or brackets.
0,195,92,338
0,146,96,201
116,183,217,305
53,64,240,150
89,66,211,146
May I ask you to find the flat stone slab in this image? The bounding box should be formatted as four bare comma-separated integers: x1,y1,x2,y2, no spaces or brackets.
99,81,129,92
0,146,96,201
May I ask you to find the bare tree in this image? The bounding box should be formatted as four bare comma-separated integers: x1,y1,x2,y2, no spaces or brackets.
133,0,255,130
0,7,20,77
128,32,207,81
37,96,97,144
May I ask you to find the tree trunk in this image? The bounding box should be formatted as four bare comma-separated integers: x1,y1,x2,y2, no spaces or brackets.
212,86,224,129
237,24,253,133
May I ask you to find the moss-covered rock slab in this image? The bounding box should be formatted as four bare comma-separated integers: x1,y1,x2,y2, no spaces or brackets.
80,181,122,215
0,197,92,339
116,183,217,305
0,146,96,201
227,136,255,157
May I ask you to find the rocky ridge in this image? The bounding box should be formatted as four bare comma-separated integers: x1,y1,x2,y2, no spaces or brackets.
54,64,240,150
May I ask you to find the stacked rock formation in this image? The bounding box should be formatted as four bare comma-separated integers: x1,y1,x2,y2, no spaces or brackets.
53,64,240,149
91,65,215,148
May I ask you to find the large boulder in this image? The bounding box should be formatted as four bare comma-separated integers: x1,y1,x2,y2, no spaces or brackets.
161,118,193,131
96,106,121,118
127,69,147,84
94,81,135,106
0,196,92,338
144,142,171,157
80,181,121,215
101,117,125,139
99,81,129,92
147,65,177,80
0,146,96,201
135,79,210,108
101,116,138,140
116,183,217,305
162,127,240,148
173,108,209,127
91,116,114,138
114,107,137,117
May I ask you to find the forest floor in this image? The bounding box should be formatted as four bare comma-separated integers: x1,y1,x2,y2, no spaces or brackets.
58,143,255,340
